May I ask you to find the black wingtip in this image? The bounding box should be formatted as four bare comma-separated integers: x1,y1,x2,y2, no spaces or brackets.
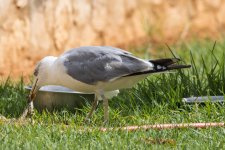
124,58,191,77
149,58,181,66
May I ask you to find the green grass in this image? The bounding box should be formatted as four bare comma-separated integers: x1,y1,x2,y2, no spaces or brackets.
0,40,225,149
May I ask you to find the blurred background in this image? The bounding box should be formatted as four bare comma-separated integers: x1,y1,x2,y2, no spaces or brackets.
0,0,225,78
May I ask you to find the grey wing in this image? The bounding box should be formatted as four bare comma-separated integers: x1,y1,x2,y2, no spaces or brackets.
62,46,153,85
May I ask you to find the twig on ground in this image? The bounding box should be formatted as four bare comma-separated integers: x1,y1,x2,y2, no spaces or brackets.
99,122,225,132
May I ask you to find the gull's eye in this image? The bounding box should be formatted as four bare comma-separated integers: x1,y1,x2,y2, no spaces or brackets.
34,62,41,76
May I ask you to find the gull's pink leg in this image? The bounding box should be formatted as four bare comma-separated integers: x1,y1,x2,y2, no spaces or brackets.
85,95,98,123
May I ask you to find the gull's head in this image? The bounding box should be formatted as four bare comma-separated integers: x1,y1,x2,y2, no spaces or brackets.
29,56,57,99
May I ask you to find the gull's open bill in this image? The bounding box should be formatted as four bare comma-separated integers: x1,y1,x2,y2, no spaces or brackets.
20,46,191,124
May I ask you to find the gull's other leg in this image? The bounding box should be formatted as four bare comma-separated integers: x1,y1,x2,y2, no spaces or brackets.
85,94,98,123
101,94,109,125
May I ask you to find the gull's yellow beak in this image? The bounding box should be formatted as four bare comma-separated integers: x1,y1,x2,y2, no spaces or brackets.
20,78,39,119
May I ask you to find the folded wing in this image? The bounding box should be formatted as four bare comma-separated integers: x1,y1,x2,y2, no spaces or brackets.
62,46,153,85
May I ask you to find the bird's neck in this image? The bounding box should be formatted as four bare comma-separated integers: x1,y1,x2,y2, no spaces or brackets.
39,57,58,87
